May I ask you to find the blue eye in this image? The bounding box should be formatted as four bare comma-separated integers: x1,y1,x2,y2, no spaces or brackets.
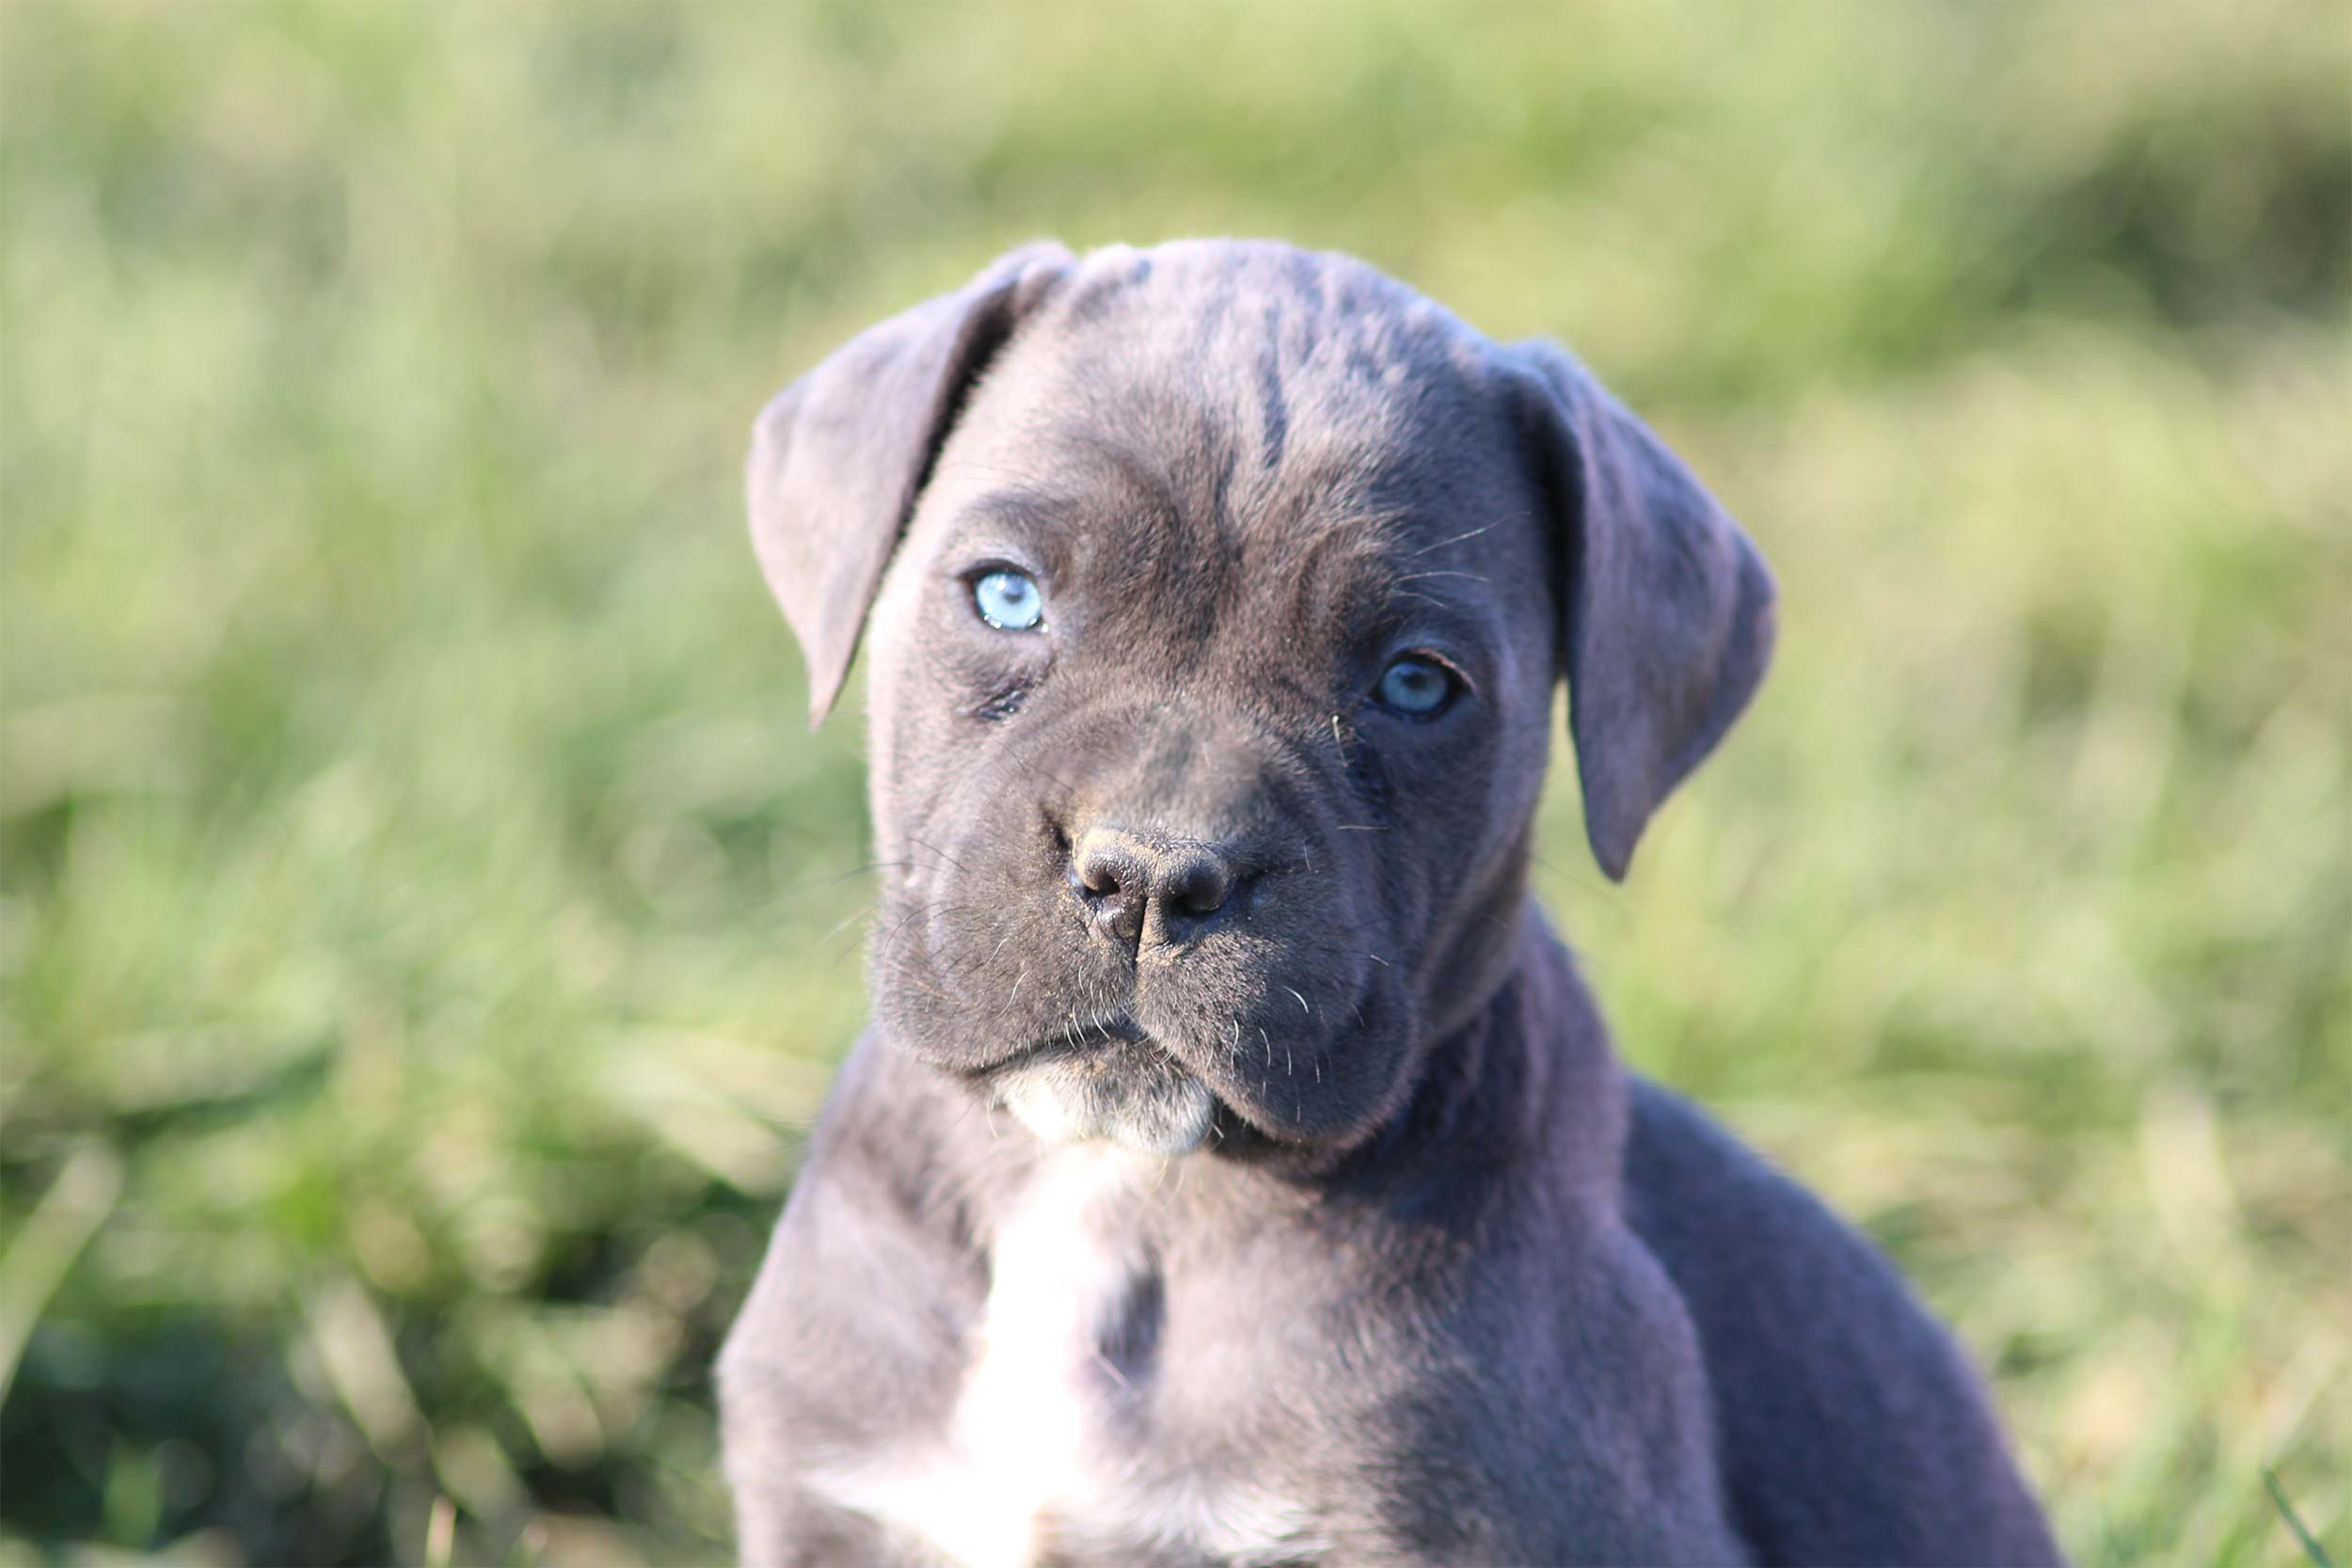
1373,655,1457,718
971,568,1044,631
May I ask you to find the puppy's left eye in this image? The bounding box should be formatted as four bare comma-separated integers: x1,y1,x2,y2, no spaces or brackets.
1372,655,1459,719
971,568,1045,631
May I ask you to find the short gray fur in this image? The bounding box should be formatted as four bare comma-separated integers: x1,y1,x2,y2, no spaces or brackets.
720,239,2061,1567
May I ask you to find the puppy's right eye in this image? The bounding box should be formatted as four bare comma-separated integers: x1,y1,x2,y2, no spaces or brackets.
971,568,1045,631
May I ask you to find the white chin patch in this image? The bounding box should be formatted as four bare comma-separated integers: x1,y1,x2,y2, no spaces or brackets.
996,1058,1215,1156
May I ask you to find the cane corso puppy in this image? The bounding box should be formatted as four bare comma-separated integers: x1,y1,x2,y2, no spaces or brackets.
717,239,2060,1567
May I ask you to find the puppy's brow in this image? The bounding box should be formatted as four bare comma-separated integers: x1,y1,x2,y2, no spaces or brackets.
955,490,1070,535
949,444,1180,542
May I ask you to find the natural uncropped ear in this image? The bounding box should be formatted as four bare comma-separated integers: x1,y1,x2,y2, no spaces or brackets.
747,242,1074,724
1502,341,1776,880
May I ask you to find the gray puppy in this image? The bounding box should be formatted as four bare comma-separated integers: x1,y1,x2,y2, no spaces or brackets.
718,240,2060,1568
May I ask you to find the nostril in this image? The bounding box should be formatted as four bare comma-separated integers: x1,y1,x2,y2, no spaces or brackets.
1167,856,1235,919
1070,832,1152,944
1072,846,1136,902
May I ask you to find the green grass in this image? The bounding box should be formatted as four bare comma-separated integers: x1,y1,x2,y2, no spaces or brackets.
3,2,2346,1562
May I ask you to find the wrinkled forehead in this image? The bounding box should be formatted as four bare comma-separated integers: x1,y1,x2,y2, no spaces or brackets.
913,251,1542,610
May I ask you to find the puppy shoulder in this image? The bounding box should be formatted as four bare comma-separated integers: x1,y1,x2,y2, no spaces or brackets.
1621,1078,2062,1565
1619,1074,1975,1402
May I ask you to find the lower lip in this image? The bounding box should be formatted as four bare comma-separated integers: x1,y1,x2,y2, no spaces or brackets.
1002,1016,1148,1062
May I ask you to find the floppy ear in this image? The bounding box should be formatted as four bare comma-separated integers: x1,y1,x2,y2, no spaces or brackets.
747,242,1074,724
1502,341,1776,880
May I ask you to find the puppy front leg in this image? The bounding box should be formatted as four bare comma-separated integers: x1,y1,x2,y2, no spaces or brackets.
727,1480,906,1568
718,1343,935,1568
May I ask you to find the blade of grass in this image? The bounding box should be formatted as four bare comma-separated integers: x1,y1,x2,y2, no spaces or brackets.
0,1143,124,1407
2265,1466,2337,1568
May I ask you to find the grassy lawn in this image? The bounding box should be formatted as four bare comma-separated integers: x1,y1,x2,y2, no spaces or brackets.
4,3,2345,1562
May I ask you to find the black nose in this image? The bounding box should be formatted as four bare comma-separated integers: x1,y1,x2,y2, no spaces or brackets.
1070,827,1242,948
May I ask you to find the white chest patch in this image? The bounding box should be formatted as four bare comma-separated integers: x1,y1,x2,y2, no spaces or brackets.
810,1148,1322,1567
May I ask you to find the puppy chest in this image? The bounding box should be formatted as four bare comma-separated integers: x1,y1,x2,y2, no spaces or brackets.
813,1152,1320,1567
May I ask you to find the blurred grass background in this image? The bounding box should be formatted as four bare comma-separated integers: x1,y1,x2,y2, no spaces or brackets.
3,1,2347,1562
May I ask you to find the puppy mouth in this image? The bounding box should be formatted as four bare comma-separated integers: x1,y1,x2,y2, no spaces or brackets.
978,1022,1218,1156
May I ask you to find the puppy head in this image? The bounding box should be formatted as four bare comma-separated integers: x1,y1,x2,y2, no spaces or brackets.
749,241,1772,1157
